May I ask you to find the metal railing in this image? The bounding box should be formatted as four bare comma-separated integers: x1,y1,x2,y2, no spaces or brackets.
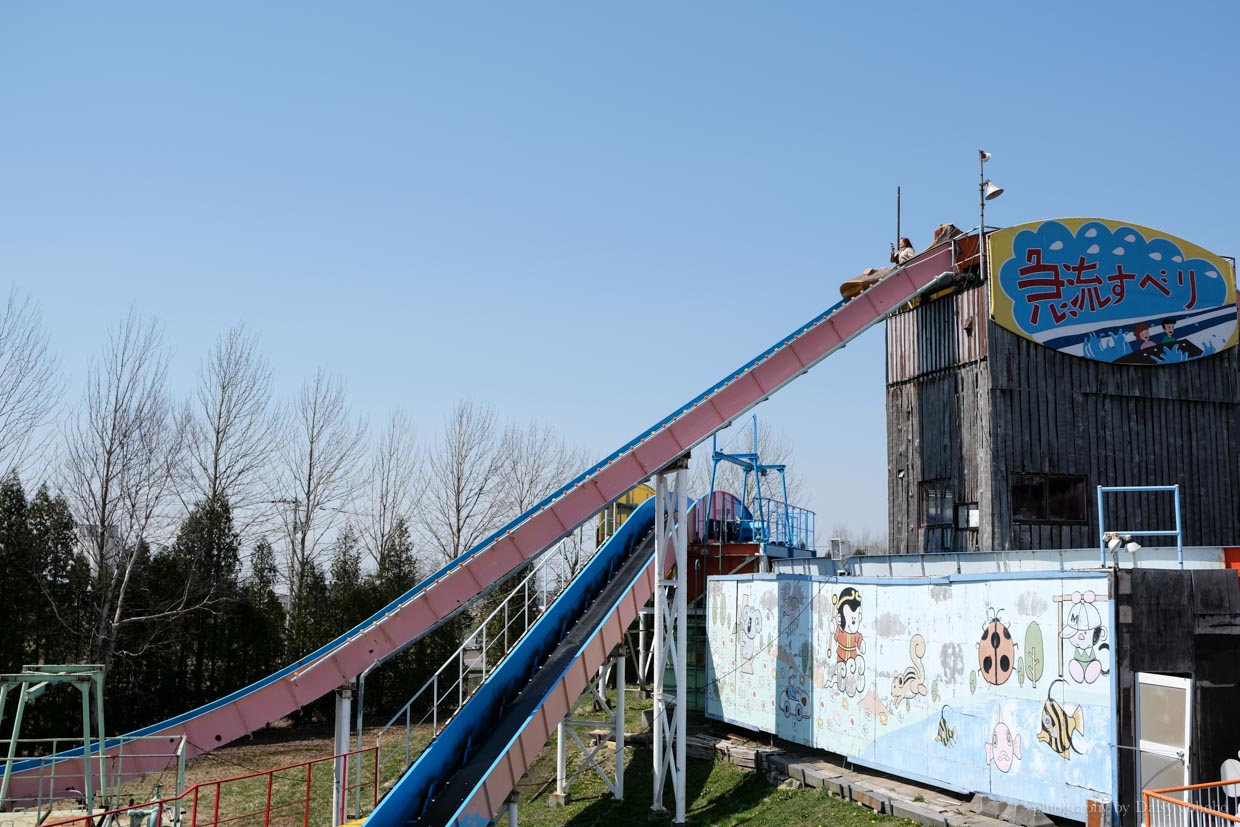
1,734,185,820
1145,779,1240,826
752,497,816,551
41,746,378,827
1098,484,1183,568
373,536,588,779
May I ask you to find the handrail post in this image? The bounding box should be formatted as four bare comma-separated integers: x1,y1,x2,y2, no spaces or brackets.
303,763,312,827
1097,485,1106,566
1173,483,1184,569
264,771,273,827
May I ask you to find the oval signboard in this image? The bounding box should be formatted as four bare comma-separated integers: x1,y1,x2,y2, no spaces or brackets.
989,218,1236,365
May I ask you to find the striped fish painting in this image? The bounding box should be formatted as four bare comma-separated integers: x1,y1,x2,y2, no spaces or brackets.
1037,679,1084,759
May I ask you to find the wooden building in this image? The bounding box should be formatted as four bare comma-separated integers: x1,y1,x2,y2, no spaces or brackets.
886,219,1240,553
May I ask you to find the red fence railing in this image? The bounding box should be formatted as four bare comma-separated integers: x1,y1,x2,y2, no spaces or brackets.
43,746,378,827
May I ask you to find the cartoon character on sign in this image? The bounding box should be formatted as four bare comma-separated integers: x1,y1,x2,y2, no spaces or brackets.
739,596,762,676
1131,322,1157,352
1060,591,1110,684
978,607,1017,686
830,587,866,696
985,719,1023,773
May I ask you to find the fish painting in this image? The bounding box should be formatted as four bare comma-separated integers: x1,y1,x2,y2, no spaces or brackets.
985,720,1022,773
1037,679,1084,759
934,705,956,747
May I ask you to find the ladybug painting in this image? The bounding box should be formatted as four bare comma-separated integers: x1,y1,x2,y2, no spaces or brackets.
978,608,1017,686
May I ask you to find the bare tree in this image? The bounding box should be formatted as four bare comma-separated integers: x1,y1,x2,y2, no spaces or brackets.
498,421,592,589
498,421,584,518
826,522,889,556
62,310,187,671
358,408,420,576
181,324,277,529
549,524,595,592
274,369,368,599
0,288,63,479
418,400,507,565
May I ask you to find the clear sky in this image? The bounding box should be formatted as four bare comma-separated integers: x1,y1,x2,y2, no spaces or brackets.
2,3,1237,540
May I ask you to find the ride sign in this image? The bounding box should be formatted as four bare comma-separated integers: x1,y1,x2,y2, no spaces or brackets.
988,218,1237,365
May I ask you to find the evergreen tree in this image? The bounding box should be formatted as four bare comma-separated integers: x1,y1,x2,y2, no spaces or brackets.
327,527,368,633
362,518,421,713
0,473,33,673
236,538,285,685
27,485,92,664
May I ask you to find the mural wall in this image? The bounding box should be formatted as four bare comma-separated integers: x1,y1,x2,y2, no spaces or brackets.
706,572,1116,820
989,218,1237,365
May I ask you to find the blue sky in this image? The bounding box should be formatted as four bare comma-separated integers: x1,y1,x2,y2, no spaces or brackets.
2,3,1237,540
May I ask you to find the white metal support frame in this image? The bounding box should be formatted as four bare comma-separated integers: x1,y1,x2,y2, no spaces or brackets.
553,648,627,804
651,459,689,823
332,684,353,827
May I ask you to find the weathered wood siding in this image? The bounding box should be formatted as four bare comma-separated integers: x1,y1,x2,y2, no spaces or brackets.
886,282,989,381
887,280,1240,553
887,283,992,553
988,318,1240,549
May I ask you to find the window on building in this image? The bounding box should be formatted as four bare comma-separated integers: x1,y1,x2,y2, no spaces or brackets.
919,479,953,526
955,502,979,530
1011,474,1086,523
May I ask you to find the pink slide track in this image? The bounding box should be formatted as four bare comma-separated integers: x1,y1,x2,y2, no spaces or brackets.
3,243,956,808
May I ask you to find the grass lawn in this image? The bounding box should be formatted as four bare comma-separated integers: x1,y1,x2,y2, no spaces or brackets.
105,691,919,827
515,752,919,827
506,692,917,827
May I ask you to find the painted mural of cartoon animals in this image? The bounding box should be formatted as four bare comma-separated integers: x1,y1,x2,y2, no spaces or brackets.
830,587,866,697
1038,679,1085,759
985,718,1023,773
779,580,807,621
739,596,762,676
934,705,956,748
890,634,928,710
1060,591,1110,684
977,607,1018,686
780,655,811,722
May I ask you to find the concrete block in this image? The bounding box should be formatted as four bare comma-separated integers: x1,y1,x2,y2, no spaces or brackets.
1001,803,1055,827
767,754,792,775
890,799,950,827
801,767,829,788
851,783,892,814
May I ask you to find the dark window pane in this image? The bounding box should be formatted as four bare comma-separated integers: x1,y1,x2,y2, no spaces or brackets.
1047,476,1086,522
1012,474,1087,523
1011,475,1045,522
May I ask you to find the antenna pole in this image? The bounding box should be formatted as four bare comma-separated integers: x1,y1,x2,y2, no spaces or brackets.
896,186,901,253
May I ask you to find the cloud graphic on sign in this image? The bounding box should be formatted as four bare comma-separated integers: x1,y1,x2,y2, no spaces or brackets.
997,220,1228,337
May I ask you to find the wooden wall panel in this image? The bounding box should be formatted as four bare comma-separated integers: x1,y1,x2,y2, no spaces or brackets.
887,281,1240,552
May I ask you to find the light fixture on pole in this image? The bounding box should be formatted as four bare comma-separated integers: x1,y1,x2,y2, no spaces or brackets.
979,149,1004,279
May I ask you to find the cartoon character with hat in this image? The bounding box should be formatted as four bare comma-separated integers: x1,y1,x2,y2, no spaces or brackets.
1061,591,1109,684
